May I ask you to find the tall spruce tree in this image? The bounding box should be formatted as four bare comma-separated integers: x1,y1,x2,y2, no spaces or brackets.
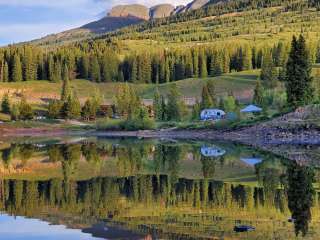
286,35,314,107
2,61,9,82
12,54,23,82
153,89,162,121
260,51,278,89
90,56,101,82
166,84,182,121
200,85,213,109
61,65,71,102
253,81,264,106
1,93,11,114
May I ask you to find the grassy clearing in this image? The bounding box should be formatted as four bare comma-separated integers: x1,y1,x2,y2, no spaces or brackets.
0,70,259,105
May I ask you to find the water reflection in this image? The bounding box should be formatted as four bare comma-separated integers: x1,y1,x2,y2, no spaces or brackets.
0,138,318,239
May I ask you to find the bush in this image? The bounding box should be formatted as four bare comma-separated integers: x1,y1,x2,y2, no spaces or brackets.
119,118,155,131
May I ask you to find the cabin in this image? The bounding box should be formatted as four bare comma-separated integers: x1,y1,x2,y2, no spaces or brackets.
201,146,226,157
200,109,226,121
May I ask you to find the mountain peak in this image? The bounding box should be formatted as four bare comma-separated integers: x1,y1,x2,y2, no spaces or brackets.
108,4,149,20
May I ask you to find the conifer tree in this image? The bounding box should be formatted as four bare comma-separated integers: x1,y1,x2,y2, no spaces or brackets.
61,66,71,102
192,99,201,120
199,49,208,78
200,85,213,109
1,93,11,114
18,97,34,120
131,57,138,83
260,51,278,89
12,54,23,82
153,89,162,121
90,56,101,82
48,55,55,82
286,35,314,107
206,81,217,106
2,61,9,82
166,84,182,121
253,81,264,106
80,55,89,79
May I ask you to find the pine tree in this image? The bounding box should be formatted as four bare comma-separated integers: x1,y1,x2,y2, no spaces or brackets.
12,54,23,82
80,55,89,79
166,84,182,121
192,99,201,120
61,66,71,102
206,81,217,106
286,35,314,107
199,49,208,78
23,46,36,81
200,85,213,109
253,81,264,106
18,97,34,120
48,55,55,81
62,63,69,82
1,93,11,114
260,51,278,89
2,61,9,82
153,89,162,121
90,56,101,82
242,46,253,70
131,57,138,83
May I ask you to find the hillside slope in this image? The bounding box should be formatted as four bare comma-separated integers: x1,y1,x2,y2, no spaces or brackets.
31,0,223,46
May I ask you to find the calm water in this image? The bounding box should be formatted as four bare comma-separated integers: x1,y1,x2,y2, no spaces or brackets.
0,137,319,239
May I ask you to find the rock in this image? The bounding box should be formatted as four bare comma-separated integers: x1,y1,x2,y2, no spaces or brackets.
108,4,150,20
150,4,175,19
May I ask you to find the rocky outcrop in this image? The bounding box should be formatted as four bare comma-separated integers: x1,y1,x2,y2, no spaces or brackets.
150,4,175,19
108,4,150,20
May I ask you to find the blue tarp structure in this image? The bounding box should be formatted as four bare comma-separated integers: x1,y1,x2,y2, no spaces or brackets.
240,157,263,166
241,104,262,113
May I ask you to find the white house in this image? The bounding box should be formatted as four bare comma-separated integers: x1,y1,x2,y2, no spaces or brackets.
201,146,226,157
200,109,226,121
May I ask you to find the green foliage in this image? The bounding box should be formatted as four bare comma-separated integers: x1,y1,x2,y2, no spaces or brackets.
11,97,34,121
153,89,163,121
253,81,264,106
286,35,314,107
61,94,81,119
115,84,141,120
1,93,11,114
221,94,237,112
200,85,213,109
12,54,23,82
48,100,63,119
81,93,101,121
166,84,184,121
260,51,278,89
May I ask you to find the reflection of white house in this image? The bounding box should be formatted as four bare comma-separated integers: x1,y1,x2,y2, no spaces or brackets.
240,157,263,166
201,146,226,157
200,109,226,121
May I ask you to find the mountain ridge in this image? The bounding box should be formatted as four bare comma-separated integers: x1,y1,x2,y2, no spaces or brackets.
31,0,215,46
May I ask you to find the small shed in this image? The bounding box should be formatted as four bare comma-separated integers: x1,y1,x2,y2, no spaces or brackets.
200,109,226,121
240,105,262,113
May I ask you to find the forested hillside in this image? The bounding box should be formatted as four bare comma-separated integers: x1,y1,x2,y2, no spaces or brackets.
0,0,319,87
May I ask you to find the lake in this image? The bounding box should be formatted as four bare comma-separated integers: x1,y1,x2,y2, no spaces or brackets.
0,136,318,239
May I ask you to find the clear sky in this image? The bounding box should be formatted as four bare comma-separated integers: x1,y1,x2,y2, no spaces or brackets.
0,0,189,46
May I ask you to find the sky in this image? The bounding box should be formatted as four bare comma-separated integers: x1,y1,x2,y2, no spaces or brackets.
0,0,189,46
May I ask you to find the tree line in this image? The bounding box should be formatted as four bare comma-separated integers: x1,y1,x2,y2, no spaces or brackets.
0,37,319,84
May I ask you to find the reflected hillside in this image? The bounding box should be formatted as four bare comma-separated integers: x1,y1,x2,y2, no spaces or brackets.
0,138,283,181
0,162,318,239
